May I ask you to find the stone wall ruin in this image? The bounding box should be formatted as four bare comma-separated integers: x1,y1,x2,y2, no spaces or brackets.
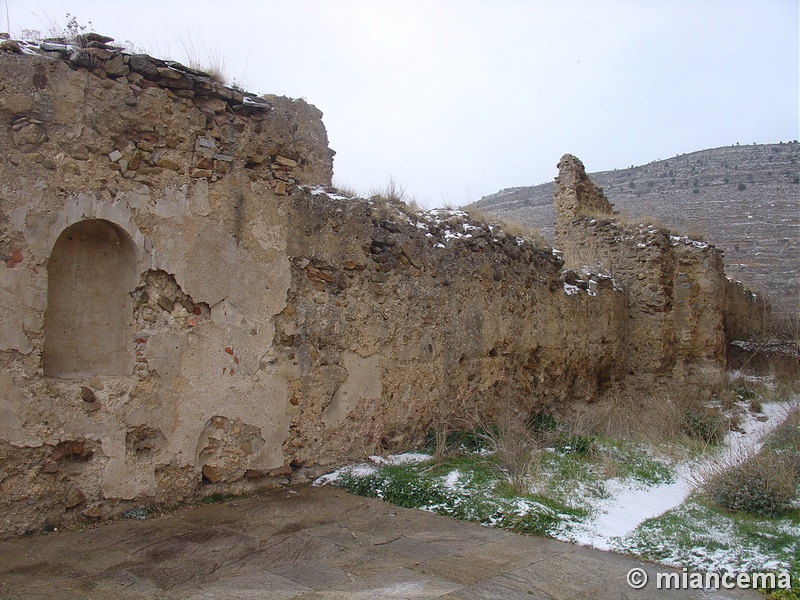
554,154,730,391
0,40,760,537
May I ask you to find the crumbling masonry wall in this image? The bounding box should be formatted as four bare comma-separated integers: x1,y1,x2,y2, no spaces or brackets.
0,47,738,537
723,278,770,341
553,153,758,390
0,48,332,535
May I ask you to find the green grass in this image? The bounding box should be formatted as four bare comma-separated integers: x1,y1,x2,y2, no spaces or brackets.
602,440,674,484
615,496,800,574
335,455,584,537
335,433,670,537
200,492,245,504
332,388,798,597
763,561,800,599
536,436,673,507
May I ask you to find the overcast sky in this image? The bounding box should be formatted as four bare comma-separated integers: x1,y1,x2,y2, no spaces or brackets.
6,1,799,207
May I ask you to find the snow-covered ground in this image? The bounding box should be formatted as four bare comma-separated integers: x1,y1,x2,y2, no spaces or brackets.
313,451,431,486
315,399,797,574
561,401,791,551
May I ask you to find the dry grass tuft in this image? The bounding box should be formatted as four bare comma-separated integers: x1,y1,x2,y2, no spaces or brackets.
365,177,423,219
462,210,549,249
563,390,738,453
368,176,407,204
476,410,541,495
176,36,230,84
332,181,361,200
577,208,679,236
565,391,685,444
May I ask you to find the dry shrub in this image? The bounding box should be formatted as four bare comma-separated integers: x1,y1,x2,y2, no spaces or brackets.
431,421,450,462
767,312,800,342
565,392,685,444
694,402,799,517
682,402,728,445
563,391,733,449
476,411,541,495
698,452,797,517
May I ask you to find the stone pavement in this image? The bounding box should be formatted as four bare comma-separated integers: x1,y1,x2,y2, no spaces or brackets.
0,486,761,599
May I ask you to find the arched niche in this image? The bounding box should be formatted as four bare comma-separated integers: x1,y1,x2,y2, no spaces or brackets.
43,219,138,378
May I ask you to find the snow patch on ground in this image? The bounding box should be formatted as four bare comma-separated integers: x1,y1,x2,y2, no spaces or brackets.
313,452,432,486
670,235,710,249
369,452,432,466
563,477,692,551
558,402,790,552
443,469,462,490
313,463,378,486
303,185,353,201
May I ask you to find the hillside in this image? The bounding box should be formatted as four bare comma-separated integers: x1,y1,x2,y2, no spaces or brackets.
471,143,800,319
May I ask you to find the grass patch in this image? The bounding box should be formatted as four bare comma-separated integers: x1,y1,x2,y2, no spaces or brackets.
335,455,583,537
597,438,674,485
326,382,796,593
536,436,673,507
693,401,799,518
765,404,800,460
335,414,674,538
200,492,245,504
616,496,800,574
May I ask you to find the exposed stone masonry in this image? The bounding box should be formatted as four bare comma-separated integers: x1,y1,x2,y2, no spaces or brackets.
554,154,738,389
554,153,614,248
0,39,757,537
474,144,799,318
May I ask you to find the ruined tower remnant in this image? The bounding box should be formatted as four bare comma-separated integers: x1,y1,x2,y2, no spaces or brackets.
554,153,728,390
554,153,614,267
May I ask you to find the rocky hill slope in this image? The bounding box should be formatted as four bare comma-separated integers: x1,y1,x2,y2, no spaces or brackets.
471,143,799,319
